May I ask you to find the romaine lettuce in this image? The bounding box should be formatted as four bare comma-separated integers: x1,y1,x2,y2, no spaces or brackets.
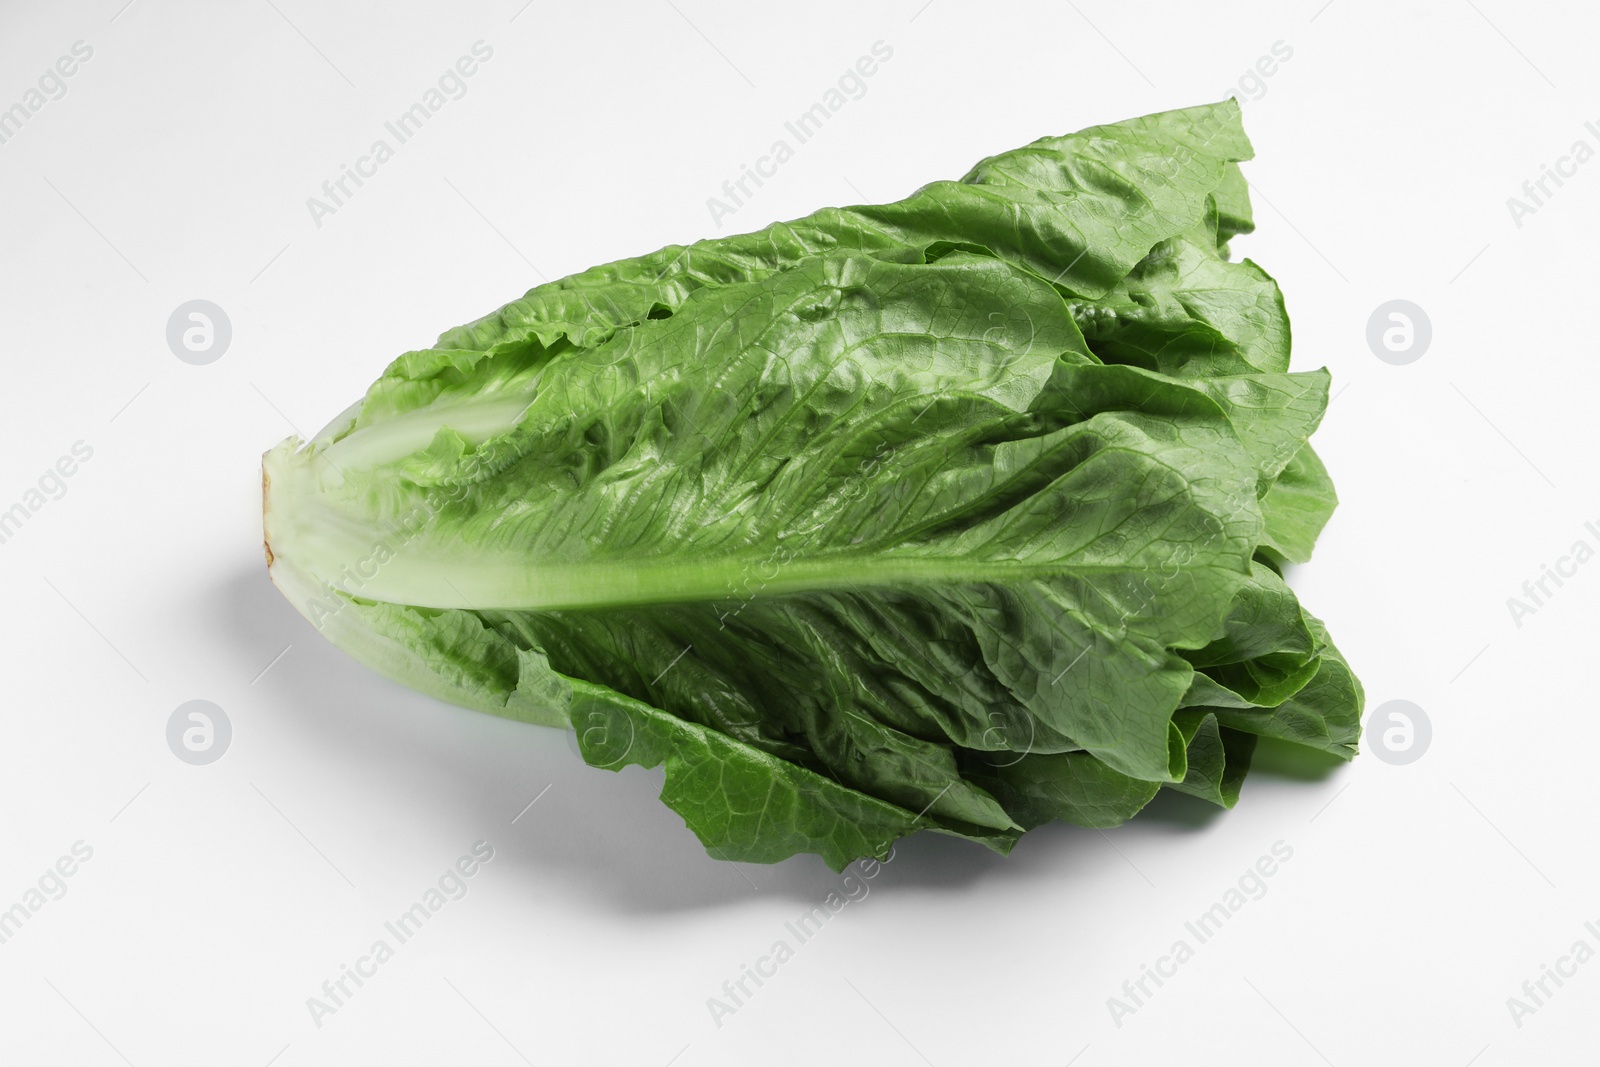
263,99,1359,869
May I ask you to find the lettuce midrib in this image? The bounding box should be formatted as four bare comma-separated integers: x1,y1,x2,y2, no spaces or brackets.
268,371,1249,615
266,460,1244,615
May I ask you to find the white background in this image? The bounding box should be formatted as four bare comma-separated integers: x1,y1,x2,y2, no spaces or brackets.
2,0,1596,1063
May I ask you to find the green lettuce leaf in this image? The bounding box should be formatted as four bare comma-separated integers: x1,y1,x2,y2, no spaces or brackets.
1167,711,1257,808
